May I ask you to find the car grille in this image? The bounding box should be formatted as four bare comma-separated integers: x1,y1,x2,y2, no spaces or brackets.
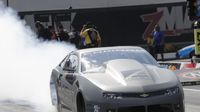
116,104,174,112
119,89,167,98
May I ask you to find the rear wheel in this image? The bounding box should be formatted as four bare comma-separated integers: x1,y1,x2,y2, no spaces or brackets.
77,94,85,112
189,51,195,58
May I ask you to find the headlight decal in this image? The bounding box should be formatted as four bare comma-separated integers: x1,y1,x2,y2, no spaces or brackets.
164,87,179,96
94,105,100,112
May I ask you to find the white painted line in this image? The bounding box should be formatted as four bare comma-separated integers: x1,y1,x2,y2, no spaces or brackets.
183,88,200,92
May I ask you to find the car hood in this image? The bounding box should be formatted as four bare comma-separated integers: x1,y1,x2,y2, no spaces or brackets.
82,59,178,93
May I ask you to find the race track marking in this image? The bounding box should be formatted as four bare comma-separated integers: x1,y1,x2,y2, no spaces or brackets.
183,88,200,92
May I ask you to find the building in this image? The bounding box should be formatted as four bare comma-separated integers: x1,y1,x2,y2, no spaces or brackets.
1,0,193,48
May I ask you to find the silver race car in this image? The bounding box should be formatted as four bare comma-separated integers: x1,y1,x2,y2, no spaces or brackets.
50,46,184,112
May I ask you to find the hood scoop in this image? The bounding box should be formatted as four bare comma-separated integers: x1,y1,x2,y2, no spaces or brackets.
121,70,150,80
105,59,152,85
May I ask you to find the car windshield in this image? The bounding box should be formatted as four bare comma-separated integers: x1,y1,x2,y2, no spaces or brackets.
81,48,158,73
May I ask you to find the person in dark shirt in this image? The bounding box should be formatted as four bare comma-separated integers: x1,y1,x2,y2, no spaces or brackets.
57,25,69,42
48,26,58,41
152,25,165,61
35,21,50,40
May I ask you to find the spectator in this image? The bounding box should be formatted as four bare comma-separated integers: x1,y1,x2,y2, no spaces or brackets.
57,25,69,42
35,21,50,40
152,25,165,61
48,26,58,40
80,22,101,48
69,30,81,49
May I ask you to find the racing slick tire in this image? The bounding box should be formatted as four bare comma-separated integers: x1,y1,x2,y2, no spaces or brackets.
50,83,62,112
57,101,62,112
76,93,86,112
189,51,195,59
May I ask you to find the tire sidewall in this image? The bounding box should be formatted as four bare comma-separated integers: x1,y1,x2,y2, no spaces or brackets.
76,94,85,112
55,85,62,112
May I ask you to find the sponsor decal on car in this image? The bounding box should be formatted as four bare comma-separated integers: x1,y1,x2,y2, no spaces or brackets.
94,105,100,112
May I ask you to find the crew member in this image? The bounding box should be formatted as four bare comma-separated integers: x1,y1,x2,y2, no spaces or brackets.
80,22,101,48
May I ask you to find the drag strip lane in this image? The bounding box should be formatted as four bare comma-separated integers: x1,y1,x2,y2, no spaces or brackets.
184,86,200,112
184,88,200,92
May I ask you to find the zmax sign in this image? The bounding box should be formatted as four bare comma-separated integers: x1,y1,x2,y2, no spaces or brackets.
141,6,193,39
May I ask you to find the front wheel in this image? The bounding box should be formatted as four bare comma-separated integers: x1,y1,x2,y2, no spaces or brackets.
50,83,62,112
189,51,195,59
176,52,180,59
57,102,62,112
76,94,85,112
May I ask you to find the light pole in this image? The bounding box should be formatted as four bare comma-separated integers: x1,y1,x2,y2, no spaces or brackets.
69,6,72,31
6,0,9,7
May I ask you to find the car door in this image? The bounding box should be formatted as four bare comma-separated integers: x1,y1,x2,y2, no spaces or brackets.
60,54,79,110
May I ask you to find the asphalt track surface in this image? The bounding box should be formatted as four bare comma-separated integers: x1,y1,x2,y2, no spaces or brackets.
184,85,200,112
0,85,199,112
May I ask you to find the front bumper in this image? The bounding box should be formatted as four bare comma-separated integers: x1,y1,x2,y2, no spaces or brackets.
85,93,184,112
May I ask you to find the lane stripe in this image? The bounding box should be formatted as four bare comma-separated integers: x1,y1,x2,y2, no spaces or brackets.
183,88,200,92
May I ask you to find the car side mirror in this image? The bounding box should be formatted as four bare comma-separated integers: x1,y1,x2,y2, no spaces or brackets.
64,60,76,72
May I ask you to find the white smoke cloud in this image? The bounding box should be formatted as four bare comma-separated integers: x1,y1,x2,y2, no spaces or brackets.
0,2,76,112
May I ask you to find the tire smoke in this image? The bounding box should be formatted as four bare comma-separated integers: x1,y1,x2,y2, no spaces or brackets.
0,2,76,112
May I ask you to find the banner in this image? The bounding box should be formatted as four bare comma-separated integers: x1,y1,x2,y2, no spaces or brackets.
194,29,200,55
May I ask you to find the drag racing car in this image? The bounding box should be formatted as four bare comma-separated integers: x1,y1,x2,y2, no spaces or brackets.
176,44,194,59
50,46,184,112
